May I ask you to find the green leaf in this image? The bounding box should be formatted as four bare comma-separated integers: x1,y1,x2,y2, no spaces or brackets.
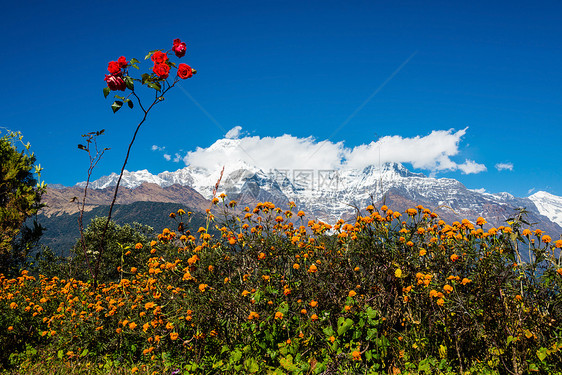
147,82,161,91
80,349,89,357
125,99,134,109
114,95,124,100
103,86,110,98
337,318,354,336
141,73,151,84
244,358,259,373
78,144,87,151
131,64,139,69
124,76,134,90
57,350,63,360
537,347,548,361
130,58,140,64
111,101,123,113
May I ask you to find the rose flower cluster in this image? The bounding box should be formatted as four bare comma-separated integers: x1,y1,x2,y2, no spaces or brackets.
104,56,128,91
104,38,194,92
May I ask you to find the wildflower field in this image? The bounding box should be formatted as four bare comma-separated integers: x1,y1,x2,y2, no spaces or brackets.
1,198,561,374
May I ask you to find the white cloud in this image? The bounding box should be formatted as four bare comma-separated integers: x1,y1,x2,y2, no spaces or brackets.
527,187,536,195
173,153,182,163
343,128,470,171
179,127,486,175
495,162,514,172
457,159,487,174
152,145,165,151
225,126,243,139
163,154,171,161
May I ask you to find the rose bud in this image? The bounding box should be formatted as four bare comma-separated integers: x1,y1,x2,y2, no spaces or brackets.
104,74,126,91
172,39,187,58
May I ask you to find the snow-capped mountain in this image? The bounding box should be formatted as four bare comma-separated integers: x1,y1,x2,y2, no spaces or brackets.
529,191,562,227
75,162,562,236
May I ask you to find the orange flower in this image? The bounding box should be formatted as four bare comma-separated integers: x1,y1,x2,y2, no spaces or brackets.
293,263,300,270
248,311,260,320
450,254,459,262
274,311,284,320
283,288,291,296
542,235,552,243
348,290,357,298
310,314,319,321
443,284,453,294
557,269,562,277
309,300,318,307
555,240,562,248
301,309,307,314
476,217,487,226
198,283,208,292
344,305,351,311
352,350,361,361
131,267,137,273
135,243,143,249
170,332,179,340
461,278,471,285
308,264,318,273
419,248,427,256
129,322,137,330
437,298,445,306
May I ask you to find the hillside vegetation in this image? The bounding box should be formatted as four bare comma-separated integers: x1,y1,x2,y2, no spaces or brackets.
1,199,561,374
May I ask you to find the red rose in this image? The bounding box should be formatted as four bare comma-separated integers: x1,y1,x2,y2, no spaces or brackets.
117,56,128,68
151,51,168,64
177,63,193,79
172,39,187,58
107,61,121,75
153,63,170,79
104,74,126,91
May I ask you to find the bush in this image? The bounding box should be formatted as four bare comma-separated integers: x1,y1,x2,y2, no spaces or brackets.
0,201,561,374
0,131,45,275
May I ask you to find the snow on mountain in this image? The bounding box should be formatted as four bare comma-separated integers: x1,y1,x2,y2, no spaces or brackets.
529,191,562,227
76,162,562,235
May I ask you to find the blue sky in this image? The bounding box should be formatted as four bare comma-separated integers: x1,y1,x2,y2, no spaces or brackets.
2,0,561,197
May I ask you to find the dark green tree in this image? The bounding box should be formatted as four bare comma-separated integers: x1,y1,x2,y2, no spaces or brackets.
0,131,45,273
70,217,154,283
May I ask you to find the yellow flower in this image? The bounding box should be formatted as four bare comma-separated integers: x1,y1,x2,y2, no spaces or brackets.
419,249,427,256
395,269,402,278
198,284,208,292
